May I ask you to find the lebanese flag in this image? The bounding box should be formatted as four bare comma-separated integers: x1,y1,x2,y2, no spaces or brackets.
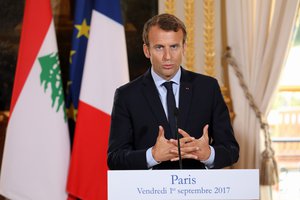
0,0,70,200
66,0,129,199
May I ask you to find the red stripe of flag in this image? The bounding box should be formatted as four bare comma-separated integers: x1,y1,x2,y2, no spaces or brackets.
67,100,110,199
10,0,52,114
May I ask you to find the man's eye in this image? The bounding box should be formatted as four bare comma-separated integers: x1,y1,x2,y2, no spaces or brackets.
171,45,179,49
155,46,163,50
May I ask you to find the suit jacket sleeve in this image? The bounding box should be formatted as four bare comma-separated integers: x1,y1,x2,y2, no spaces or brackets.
107,87,149,170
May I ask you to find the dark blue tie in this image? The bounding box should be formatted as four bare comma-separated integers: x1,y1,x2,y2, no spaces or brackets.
163,81,176,138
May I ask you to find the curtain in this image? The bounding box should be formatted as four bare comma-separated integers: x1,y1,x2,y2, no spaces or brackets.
225,0,299,199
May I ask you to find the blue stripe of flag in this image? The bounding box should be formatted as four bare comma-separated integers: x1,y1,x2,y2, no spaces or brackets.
94,0,123,25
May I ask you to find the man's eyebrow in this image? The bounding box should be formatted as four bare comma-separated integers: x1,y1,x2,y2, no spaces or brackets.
153,44,164,47
153,43,180,46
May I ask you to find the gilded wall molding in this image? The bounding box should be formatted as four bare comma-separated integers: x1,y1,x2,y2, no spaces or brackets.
164,0,175,14
220,1,235,121
203,0,216,77
184,0,195,72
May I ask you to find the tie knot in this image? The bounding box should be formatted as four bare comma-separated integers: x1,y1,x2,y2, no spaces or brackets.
163,81,173,91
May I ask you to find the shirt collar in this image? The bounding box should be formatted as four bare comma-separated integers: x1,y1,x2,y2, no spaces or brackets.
151,67,181,88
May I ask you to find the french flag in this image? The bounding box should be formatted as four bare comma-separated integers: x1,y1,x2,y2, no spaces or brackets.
67,0,129,199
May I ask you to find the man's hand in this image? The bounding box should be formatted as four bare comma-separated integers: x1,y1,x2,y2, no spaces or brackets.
151,126,178,162
170,124,211,161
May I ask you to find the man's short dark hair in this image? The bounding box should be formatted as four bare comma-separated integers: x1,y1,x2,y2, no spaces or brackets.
142,13,187,46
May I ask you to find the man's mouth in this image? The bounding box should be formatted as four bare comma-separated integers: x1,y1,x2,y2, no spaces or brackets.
163,64,173,68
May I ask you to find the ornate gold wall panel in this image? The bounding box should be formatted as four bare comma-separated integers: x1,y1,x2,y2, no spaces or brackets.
220,1,235,121
184,0,196,72
164,0,175,14
203,0,216,77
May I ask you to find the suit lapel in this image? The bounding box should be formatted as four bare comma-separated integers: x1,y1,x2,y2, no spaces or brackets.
178,68,193,130
142,69,171,137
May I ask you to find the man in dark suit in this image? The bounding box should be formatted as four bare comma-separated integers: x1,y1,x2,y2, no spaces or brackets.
107,13,239,170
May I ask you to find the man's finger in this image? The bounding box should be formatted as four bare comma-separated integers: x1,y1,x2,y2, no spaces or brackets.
171,154,198,161
158,125,165,138
180,137,195,144
201,124,209,140
178,128,190,137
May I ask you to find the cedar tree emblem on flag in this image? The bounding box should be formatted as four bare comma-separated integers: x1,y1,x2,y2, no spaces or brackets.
38,53,66,120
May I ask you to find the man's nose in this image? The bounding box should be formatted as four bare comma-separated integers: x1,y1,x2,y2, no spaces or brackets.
163,48,171,60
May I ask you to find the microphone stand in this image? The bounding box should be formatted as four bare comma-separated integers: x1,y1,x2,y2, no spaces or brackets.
174,108,182,169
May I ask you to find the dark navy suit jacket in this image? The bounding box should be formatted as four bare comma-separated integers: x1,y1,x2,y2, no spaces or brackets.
107,67,239,170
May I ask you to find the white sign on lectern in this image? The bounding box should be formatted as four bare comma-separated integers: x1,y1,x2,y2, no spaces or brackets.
108,169,259,200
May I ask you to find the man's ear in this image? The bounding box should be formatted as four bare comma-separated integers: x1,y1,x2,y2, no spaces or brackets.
143,44,150,58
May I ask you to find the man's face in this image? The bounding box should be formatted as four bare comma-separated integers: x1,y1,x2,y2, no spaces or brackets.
143,25,186,80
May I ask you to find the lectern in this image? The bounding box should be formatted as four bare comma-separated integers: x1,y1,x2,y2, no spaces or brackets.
108,169,259,200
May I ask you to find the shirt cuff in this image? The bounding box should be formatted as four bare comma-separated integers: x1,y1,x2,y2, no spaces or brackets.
200,146,215,169
146,147,160,168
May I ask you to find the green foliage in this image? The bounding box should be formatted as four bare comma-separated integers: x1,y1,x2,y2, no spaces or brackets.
271,92,300,109
290,95,300,106
293,26,300,46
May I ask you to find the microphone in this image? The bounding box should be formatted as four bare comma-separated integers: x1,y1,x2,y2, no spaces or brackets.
174,108,182,169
